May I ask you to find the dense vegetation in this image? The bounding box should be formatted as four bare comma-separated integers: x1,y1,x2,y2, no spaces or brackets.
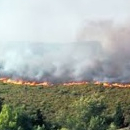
0,82,130,129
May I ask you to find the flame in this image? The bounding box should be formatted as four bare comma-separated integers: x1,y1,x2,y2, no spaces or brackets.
0,77,130,88
63,81,88,86
63,81,130,88
0,78,50,86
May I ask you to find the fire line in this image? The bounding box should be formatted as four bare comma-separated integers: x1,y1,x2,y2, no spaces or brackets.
0,78,130,88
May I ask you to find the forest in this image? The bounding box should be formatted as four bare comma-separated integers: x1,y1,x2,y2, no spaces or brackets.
0,82,130,130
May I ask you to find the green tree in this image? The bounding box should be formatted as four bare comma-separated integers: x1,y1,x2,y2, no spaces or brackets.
0,97,4,112
88,116,106,130
0,104,18,130
106,123,117,130
17,112,33,130
114,103,124,128
33,124,46,130
57,93,110,130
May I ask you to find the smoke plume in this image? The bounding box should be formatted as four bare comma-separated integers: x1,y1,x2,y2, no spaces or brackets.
0,20,130,83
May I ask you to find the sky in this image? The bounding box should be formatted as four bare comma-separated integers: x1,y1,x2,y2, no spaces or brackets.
0,0,130,43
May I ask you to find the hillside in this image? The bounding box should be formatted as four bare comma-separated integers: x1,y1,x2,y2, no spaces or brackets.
0,82,130,121
0,82,130,129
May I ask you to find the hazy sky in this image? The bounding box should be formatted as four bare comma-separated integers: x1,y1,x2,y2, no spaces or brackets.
0,0,129,43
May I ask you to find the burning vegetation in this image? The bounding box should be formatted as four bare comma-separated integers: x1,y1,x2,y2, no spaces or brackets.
0,21,130,87
1,77,130,88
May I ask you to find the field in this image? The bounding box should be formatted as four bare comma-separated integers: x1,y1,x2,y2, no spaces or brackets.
0,82,130,129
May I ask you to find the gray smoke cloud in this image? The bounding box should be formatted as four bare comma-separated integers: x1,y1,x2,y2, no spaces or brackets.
0,20,130,83
77,20,130,83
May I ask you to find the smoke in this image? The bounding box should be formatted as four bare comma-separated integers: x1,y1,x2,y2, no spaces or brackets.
77,20,130,82
0,20,130,83
0,42,77,83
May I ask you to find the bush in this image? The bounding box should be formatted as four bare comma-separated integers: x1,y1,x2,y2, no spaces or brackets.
114,103,124,128
0,104,18,130
17,112,33,130
0,97,4,112
0,104,48,130
88,116,106,130
57,93,110,130
60,128,69,130
33,125,46,130
106,123,117,130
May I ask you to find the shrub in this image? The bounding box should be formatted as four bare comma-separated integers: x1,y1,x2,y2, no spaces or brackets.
33,125,46,130
114,103,124,128
57,93,110,130
106,123,117,130
88,116,106,130
17,112,33,130
0,97,4,112
0,104,18,130
0,104,48,130
60,128,69,130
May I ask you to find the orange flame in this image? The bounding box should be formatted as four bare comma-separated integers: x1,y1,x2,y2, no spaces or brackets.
0,77,130,88
0,78,50,86
63,81,130,88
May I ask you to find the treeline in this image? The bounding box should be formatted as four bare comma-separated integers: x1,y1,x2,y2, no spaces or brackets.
0,93,127,130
